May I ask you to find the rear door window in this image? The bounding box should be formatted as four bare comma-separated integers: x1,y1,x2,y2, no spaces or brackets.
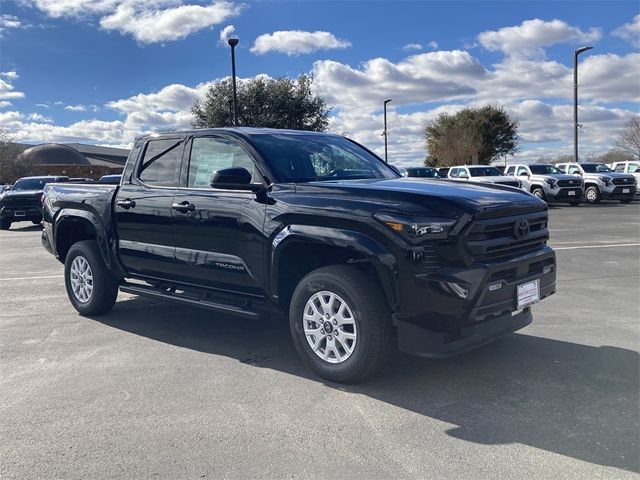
138,139,183,187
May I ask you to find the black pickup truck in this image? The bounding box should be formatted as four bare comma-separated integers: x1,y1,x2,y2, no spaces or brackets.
0,175,68,230
41,128,556,383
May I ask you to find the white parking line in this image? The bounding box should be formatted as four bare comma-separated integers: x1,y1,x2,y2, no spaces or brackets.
0,275,62,281
553,243,640,251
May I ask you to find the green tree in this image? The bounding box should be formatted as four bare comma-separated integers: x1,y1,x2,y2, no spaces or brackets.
424,105,519,166
192,75,330,131
0,128,31,184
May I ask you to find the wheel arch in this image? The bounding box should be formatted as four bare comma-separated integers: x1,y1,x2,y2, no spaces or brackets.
270,225,398,312
54,210,109,266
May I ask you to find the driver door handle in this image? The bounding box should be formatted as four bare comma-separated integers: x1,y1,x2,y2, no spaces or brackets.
172,201,195,213
116,199,136,209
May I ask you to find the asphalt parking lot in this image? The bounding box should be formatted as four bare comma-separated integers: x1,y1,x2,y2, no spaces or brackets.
1,201,639,480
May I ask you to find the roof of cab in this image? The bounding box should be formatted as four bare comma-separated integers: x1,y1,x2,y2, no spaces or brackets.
135,127,338,143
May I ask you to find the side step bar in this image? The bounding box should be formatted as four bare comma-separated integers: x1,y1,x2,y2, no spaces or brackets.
119,284,259,319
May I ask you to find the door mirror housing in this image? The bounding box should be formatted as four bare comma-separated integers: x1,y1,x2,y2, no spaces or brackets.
210,167,263,192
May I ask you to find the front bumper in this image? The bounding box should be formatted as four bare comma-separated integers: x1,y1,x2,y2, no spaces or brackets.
394,246,556,357
0,205,42,221
546,187,583,202
601,185,636,199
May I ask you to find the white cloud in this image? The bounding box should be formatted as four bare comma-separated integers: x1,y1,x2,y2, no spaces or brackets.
0,14,22,32
28,112,53,123
312,50,484,110
428,41,438,50
64,104,87,112
0,77,25,101
402,43,423,51
251,30,351,55
478,19,601,57
219,24,236,45
23,0,243,44
1,71,19,80
0,101,12,108
612,14,640,48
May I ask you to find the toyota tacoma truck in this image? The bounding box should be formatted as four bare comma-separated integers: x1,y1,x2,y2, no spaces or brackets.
447,165,522,188
556,162,636,204
41,128,556,383
505,163,584,205
0,175,68,230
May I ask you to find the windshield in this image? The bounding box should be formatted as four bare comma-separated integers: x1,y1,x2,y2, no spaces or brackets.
581,164,612,173
628,163,639,173
250,134,397,182
12,178,56,190
406,167,439,178
468,167,503,177
530,165,562,175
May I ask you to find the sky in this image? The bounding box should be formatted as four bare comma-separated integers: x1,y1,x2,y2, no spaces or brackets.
0,0,638,166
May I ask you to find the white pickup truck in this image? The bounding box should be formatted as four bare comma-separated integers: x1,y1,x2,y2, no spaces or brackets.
556,162,636,204
609,161,640,196
505,163,583,205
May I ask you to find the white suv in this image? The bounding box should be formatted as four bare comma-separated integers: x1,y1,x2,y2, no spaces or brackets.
505,164,583,205
556,162,636,204
448,165,521,188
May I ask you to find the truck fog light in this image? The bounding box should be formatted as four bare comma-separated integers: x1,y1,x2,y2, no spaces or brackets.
543,265,553,274
488,282,503,291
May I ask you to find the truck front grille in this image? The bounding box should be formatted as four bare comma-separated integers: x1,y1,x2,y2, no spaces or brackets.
1,196,41,207
612,177,633,185
557,179,581,187
464,211,548,262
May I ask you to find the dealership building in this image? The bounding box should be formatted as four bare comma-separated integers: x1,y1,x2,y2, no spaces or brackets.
14,142,129,179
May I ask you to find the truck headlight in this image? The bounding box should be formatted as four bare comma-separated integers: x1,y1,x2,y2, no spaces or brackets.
374,212,456,242
599,176,612,186
544,178,557,188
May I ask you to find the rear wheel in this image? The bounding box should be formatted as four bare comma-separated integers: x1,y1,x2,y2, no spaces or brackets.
585,186,600,204
289,265,393,384
64,240,118,315
0,219,10,230
31,219,41,225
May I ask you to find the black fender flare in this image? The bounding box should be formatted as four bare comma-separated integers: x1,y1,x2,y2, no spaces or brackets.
270,224,399,309
54,208,126,278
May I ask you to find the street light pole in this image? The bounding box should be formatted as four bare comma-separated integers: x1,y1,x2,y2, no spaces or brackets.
573,46,593,163
383,99,392,163
228,38,239,127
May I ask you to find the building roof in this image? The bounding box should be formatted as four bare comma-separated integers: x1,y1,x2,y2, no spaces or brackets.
13,142,129,167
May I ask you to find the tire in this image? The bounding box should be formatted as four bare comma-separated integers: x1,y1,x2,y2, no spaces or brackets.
0,219,10,230
64,240,118,316
531,187,545,201
32,220,41,225
289,265,393,384
585,186,600,204
620,198,633,204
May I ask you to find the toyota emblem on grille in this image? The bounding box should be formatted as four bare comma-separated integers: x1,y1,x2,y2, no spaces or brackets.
513,219,530,240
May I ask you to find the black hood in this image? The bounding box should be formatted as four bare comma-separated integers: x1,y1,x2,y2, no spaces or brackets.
293,178,543,217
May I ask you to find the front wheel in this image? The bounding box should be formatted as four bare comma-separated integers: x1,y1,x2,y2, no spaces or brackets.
0,219,11,230
531,187,545,201
585,186,600,204
64,240,118,315
289,266,393,384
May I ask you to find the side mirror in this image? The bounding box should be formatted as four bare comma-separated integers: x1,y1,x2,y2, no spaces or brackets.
210,167,262,192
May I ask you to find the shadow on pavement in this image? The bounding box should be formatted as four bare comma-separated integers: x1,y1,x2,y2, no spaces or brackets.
94,296,639,473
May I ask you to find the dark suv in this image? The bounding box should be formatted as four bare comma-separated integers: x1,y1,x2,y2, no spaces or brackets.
0,176,68,230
